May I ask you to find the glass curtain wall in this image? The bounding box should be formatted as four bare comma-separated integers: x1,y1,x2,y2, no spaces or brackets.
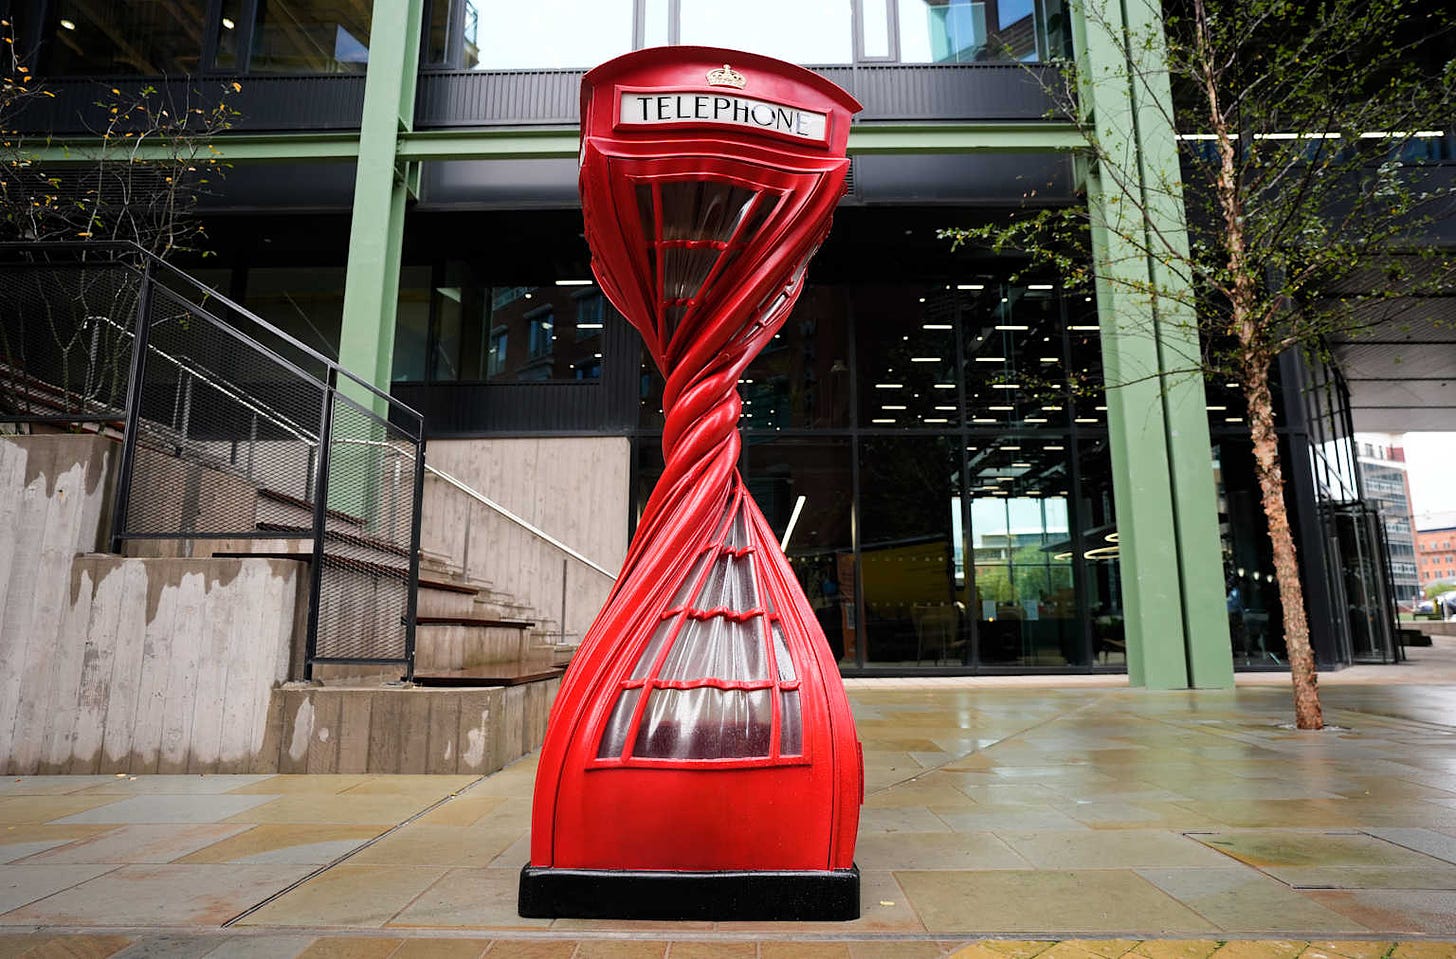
634,278,1122,674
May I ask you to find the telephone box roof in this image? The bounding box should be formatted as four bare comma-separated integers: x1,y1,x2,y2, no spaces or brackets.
581,45,863,154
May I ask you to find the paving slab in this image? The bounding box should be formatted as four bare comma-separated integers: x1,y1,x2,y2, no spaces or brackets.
0,863,314,926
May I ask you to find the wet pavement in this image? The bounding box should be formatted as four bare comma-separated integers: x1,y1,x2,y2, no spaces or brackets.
2,641,1455,957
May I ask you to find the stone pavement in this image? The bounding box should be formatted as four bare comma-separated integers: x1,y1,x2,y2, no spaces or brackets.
2,643,1456,957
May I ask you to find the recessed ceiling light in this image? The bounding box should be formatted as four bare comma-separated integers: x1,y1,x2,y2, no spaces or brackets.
60,18,76,29
221,16,235,28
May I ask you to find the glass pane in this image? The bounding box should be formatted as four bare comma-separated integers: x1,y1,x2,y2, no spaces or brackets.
745,437,856,666
742,287,851,430
472,0,632,69
43,0,207,74
391,267,432,383
242,267,346,359
250,0,372,73
855,286,961,430
967,438,1079,666
862,0,891,57
780,689,803,755
897,0,1046,62
680,0,853,64
597,686,642,758
963,282,1071,432
215,0,244,69
432,283,462,381
1213,438,1287,666
485,285,605,382
426,0,450,64
1076,437,1124,667
859,436,966,666
634,688,773,759
657,614,769,682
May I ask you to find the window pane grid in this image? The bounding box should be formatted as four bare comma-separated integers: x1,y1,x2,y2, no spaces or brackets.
597,493,805,762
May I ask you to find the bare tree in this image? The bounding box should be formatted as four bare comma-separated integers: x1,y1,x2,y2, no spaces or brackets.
1,16,241,423
945,0,1456,728
2,17,239,255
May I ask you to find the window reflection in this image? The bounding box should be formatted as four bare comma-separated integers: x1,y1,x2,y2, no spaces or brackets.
855,286,961,429
897,0,1062,63
745,438,855,665
1076,438,1124,666
485,285,605,382
42,0,208,74
1213,439,1287,666
242,267,346,359
858,436,965,666
391,267,434,382
742,288,851,430
962,282,1070,431
249,0,371,73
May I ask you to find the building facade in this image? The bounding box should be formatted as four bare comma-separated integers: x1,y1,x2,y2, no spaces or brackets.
1416,519,1456,594
1355,434,1420,606
9,0,1422,683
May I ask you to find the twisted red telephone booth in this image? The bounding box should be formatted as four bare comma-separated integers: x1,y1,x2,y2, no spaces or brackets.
519,46,863,921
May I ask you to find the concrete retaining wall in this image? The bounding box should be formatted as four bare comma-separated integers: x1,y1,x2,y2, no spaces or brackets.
2,555,299,774
272,680,560,774
0,436,298,774
422,437,629,643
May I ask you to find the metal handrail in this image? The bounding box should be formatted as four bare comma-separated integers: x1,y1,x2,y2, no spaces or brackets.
423,462,618,581
0,241,423,440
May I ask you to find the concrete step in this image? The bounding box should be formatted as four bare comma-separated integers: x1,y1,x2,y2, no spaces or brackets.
413,621,556,674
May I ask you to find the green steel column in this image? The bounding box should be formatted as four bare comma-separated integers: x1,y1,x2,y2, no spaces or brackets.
1071,0,1232,688
1118,0,1232,688
338,0,423,395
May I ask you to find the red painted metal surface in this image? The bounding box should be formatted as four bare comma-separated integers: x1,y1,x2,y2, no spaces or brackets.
530,47,863,873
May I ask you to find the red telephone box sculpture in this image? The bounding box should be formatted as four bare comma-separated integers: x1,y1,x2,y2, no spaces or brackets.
518,47,864,921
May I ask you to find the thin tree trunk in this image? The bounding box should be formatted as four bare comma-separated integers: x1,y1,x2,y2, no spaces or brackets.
1242,357,1323,729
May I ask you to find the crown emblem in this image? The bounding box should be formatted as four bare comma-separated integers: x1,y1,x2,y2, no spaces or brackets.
706,64,746,89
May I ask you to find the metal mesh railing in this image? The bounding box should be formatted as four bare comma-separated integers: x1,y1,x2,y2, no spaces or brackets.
0,261,140,422
0,243,425,678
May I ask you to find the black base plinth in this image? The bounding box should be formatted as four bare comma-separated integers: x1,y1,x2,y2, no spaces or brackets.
518,864,860,921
